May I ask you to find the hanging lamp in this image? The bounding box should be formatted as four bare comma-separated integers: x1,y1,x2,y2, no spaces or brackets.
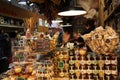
18,0,27,5
8,0,11,2
58,0,87,16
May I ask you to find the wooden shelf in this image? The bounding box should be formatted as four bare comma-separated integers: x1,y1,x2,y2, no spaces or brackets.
0,24,24,28
0,0,39,19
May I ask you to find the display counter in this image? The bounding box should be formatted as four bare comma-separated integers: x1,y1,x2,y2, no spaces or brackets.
1,26,120,80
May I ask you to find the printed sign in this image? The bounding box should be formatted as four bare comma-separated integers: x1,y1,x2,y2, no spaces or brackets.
36,38,50,52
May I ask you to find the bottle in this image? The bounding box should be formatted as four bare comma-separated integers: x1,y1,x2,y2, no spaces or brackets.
104,55,111,80
110,54,118,80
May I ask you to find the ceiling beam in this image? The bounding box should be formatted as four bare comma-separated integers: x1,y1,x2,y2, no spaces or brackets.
30,0,45,3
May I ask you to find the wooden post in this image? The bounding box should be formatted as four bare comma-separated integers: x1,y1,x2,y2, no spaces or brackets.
99,0,104,26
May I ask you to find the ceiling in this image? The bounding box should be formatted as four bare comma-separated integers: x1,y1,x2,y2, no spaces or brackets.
30,0,99,10
29,0,99,24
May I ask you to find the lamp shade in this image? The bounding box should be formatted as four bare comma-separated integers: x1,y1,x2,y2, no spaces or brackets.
58,7,87,16
8,0,11,1
18,0,27,5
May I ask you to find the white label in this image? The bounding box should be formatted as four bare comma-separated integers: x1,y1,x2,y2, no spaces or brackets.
111,60,117,65
87,70,92,74
105,60,110,65
105,70,111,75
80,60,86,65
112,70,117,75
81,70,87,74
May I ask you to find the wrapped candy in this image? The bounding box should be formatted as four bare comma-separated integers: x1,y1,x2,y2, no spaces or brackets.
82,26,119,55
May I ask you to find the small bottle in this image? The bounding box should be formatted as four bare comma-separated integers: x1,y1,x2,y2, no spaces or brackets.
110,54,118,80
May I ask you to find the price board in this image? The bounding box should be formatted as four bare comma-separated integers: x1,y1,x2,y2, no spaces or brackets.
36,38,50,52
